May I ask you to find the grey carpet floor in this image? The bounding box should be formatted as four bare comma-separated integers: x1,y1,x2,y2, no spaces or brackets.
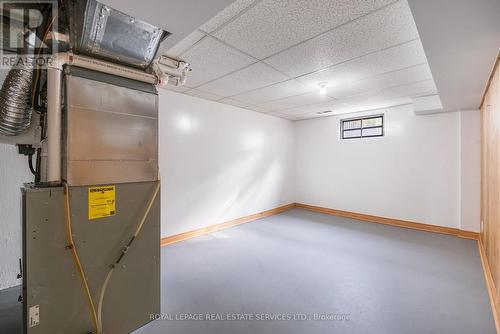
1,209,496,333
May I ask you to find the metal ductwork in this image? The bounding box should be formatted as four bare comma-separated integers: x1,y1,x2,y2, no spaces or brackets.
0,41,34,136
68,0,170,69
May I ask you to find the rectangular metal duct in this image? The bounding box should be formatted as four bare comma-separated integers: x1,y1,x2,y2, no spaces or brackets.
68,0,169,69
63,67,159,186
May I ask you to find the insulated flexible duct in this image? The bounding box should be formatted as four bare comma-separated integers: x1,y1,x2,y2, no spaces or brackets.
0,34,35,136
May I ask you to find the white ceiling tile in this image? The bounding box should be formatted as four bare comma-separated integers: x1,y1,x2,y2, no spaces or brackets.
267,111,289,118
327,63,433,99
199,0,257,33
197,62,289,96
165,30,206,58
291,112,332,120
214,0,396,59
382,79,437,98
341,80,437,110
309,112,341,119
265,1,419,77
165,85,190,93
231,79,312,105
257,92,334,111
280,100,351,116
181,36,256,88
245,105,269,113
296,39,427,90
185,89,224,101
218,98,250,108
287,108,355,120
347,97,412,112
282,110,346,121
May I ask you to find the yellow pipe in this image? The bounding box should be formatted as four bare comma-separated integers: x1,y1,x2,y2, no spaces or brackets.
63,184,99,333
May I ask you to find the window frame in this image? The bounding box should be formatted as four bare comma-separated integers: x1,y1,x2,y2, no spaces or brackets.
340,114,384,140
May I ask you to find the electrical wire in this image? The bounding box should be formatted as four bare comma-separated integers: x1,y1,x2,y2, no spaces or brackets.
28,153,35,175
35,107,48,183
63,184,99,334
96,181,161,334
31,12,58,110
34,146,41,183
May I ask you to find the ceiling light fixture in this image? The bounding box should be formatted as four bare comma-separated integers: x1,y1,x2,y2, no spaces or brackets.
318,82,328,95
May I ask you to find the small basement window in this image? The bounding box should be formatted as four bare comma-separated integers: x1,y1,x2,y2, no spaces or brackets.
340,115,384,139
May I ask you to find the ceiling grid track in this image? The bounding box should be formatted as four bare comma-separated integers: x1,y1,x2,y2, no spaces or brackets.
165,0,439,119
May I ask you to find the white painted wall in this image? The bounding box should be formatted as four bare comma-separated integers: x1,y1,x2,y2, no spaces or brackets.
159,90,295,236
0,144,32,289
459,110,481,232
294,105,480,231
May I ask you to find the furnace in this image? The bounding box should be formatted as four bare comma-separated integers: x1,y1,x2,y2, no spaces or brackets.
0,0,189,332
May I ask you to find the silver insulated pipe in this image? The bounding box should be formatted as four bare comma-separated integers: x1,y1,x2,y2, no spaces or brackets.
0,33,35,136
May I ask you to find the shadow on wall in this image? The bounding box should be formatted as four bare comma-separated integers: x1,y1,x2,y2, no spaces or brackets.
163,144,287,236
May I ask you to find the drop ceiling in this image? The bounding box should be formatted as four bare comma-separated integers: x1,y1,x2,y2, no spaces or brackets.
165,0,439,120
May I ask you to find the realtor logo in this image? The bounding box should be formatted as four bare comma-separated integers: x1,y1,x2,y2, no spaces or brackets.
0,0,58,68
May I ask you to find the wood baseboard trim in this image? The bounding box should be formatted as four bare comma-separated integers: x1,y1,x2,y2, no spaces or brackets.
161,202,480,246
294,203,479,240
161,203,296,246
457,230,481,240
478,237,500,333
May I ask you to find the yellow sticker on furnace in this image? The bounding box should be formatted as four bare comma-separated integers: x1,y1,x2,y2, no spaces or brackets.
88,185,116,220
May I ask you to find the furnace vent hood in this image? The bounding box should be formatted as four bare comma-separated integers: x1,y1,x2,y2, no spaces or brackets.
68,0,170,69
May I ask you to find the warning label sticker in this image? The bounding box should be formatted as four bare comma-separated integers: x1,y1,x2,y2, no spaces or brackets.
88,185,116,220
